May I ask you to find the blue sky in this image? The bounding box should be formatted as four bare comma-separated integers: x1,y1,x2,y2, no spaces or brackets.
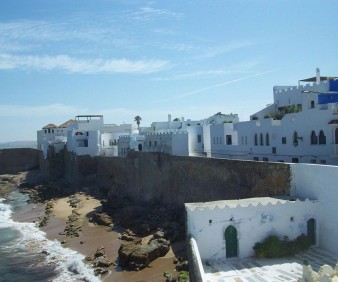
1,0,338,142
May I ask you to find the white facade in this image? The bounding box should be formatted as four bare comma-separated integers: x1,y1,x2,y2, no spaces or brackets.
211,70,338,165
186,197,318,260
66,115,104,157
291,163,338,255
37,120,75,159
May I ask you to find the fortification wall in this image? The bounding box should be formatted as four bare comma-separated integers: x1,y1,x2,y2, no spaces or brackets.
0,148,39,174
97,152,291,205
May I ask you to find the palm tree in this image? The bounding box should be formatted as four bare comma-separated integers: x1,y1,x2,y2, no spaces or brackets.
134,115,142,130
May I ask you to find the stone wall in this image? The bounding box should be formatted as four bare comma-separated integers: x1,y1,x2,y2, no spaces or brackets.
97,152,291,205
0,148,39,174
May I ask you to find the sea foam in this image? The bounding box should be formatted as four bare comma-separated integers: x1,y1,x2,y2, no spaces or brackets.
0,197,100,282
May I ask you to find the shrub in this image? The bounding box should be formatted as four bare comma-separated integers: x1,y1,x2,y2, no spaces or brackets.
253,234,312,258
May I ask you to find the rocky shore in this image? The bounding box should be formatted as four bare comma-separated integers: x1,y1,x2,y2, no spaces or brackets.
1,170,189,281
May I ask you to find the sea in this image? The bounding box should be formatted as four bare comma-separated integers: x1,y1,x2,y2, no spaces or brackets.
0,190,100,282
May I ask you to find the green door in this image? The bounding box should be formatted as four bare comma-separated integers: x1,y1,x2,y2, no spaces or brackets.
307,218,316,245
225,225,238,258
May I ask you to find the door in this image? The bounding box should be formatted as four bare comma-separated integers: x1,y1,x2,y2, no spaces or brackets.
225,225,238,258
307,218,316,245
335,128,338,144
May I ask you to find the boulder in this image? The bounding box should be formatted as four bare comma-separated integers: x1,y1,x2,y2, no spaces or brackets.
91,213,113,226
118,238,170,270
94,246,106,258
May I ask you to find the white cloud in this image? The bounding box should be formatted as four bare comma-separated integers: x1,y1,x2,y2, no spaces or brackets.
198,40,255,59
0,53,170,74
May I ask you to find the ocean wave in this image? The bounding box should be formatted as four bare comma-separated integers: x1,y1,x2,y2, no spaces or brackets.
0,197,100,282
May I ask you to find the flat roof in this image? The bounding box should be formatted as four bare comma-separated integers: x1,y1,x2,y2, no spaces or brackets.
185,196,316,211
299,76,337,82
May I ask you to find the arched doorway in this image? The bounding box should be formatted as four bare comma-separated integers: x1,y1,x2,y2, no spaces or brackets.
225,225,238,258
307,218,316,245
138,144,143,151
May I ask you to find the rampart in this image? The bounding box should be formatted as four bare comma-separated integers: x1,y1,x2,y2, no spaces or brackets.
96,151,291,205
0,148,39,174
38,149,291,205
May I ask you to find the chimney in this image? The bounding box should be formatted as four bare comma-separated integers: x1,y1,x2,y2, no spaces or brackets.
316,68,320,84
168,114,172,129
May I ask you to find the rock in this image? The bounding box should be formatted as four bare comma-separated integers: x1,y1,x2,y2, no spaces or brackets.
59,232,65,235
176,261,189,272
173,258,179,264
94,258,114,267
91,213,113,226
94,268,109,276
118,238,170,270
85,255,95,262
94,246,106,258
41,250,49,255
61,240,67,244
80,241,85,244
153,230,165,239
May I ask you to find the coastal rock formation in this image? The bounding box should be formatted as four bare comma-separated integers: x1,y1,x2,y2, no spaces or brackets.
90,212,113,226
118,237,170,270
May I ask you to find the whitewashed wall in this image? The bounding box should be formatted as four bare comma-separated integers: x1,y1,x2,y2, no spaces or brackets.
291,163,338,255
186,198,318,260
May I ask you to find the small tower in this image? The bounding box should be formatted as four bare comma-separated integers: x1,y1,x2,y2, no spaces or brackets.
316,68,320,84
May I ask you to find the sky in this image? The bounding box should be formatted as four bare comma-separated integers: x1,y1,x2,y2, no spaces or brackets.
1,0,338,142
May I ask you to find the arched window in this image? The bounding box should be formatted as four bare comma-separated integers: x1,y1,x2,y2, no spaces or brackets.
293,131,298,147
311,131,318,145
254,134,258,146
260,133,264,146
265,133,270,146
319,130,326,144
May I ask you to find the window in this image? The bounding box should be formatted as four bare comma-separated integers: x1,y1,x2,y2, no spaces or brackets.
263,157,268,162
226,135,232,145
102,140,105,147
245,136,248,145
45,129,47,134
52,129,54,133
149,141,152,147
282,137,287,144
254,134,258,146
154,141,157,147
293,131,299,147
241,136,244,145
253,157,259,161
310,100,315,108
197,134,202,143
319,130,326,144
311,130,318,145
260,133,264,146
320,160,327,164
265,133,270,146
292,157,299,163
272,147,277,154
76,140,88,147
310,159,316,164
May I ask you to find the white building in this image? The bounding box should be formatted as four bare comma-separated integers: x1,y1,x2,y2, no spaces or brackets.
186,197,318,260
139,113,239,157
66,115,104,157
210,69,338,165
37,119,76,158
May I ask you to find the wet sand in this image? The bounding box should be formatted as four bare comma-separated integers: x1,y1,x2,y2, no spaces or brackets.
14,194,184,282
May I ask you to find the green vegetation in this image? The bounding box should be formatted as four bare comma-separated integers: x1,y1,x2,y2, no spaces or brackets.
264,105,301,120
223,120,233,123
253,234,312,258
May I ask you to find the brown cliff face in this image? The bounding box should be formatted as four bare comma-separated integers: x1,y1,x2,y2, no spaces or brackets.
0,148,39,174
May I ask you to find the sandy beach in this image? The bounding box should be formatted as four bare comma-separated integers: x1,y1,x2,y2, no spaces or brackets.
14,192,186,282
